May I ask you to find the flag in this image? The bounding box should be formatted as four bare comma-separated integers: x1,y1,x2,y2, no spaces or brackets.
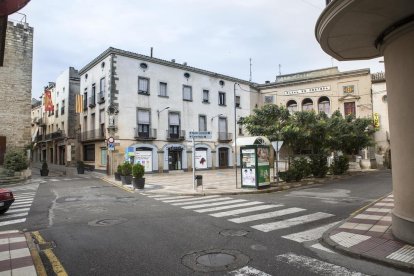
44,90,54,112
75,94,83,113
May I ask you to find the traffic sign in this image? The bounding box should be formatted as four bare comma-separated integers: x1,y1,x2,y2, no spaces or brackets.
108,143,115,151
189,131,212,139
108,137,115,143
271,141,284,151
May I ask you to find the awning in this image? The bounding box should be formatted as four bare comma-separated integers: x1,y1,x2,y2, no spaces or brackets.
232,136,270,147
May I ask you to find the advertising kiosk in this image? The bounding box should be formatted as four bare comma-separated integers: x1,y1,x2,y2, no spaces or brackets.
240,145,270,189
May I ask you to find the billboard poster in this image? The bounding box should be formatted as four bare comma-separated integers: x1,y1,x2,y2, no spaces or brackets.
242,168,256,187
135,150,153,172
257,164,270,186
195,150,208,169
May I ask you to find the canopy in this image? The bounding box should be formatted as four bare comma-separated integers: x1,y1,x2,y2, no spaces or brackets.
232,136,270,147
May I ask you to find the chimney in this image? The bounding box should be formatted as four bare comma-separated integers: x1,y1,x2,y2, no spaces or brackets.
265,81,270,84
171,59,176,63
150,47,153,57
183,62,187,66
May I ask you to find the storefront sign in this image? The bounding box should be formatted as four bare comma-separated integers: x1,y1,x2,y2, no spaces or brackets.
284,86,330,96
373,113,380,129
135,150,153,172
195,150,208,169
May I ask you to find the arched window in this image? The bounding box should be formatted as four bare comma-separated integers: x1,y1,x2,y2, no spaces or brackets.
318,96,330,115
302,98,314,111
286,100,298,114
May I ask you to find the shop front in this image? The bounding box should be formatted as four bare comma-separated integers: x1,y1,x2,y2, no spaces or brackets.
126,144,158,173
163,144,187,172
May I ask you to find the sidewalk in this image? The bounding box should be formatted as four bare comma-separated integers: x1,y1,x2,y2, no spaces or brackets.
323,194,414,271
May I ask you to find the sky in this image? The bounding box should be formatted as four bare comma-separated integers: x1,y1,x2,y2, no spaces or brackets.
12,0,385,99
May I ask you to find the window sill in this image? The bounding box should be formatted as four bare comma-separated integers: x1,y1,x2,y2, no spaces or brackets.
219,104,227,107
138,92,150,96
158,95,169,98
202,101,210,104
183,99,193,102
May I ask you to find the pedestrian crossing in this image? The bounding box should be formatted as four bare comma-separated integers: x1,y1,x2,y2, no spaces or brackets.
143,193,341,252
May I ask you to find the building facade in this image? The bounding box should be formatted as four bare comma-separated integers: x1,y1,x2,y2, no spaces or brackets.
0,21,33,165
79,48,259,174
32,67,80,166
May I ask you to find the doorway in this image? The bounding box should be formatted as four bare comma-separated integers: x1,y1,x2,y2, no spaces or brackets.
0,136,5,165
168,148,182,170
59,146,65,165
218,148,229,168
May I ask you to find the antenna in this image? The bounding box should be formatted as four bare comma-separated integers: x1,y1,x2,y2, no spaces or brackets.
249,58,252,82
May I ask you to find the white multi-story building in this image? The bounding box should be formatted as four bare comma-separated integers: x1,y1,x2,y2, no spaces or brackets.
79,47,259,173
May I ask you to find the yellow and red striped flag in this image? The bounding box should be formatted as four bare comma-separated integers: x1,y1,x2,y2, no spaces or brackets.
75,94,83,113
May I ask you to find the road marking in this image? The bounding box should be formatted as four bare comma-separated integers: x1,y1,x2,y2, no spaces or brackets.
229,207,301,224
282,221,341,243
7,208,30,214
146,195,168,198
182,199,248,209
0,236,26,244
154,196,192,200
211,205,281,218
251,212,334,232
13,200,34,204
172,197,233,206
0,218,26,226
195,201,264,213
10,204,32,209
0,212,29,219
162,195,220,203
228,266,271,276
275,253,368,276
311,243,336,254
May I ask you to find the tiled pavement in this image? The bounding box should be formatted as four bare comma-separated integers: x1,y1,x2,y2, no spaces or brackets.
323,194,414,271
0,230,36,276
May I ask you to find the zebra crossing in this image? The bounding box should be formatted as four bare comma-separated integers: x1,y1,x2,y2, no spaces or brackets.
0,184,39,228
143,194,341,251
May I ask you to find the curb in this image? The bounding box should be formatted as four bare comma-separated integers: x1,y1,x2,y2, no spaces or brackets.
25,232,47,276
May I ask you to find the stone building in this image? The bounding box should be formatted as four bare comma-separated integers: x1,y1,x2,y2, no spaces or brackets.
0,21,33,165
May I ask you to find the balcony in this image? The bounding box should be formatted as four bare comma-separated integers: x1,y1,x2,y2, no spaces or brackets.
218,132,232,142
80,129,105,142
34,134,44,142
97,92,105,104
134,128,157,140
166,130,185,141
88,96,96,108
45,130,66,141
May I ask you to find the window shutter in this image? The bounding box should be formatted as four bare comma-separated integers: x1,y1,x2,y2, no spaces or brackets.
138,110,150,124
169,113,180,125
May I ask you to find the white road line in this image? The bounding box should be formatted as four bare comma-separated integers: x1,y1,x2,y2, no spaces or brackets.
147,195,170,198
275,253,367,276
0,230,19,234
10,204,32,209
9,205,32,210
182,199,248,209
6,208,30,214
49,179,60,182
0,218,26,226
13,200,34,204
211,205,281,218
311,243,336,254
282,221,341,243
154,196,192,200
172,197,233,206
229,207,302,224
0,236,26,245
0,213,29,220
228,266,271,276
195,202,264,213
14,196,35,200
163,195,220,203
251,212,334,233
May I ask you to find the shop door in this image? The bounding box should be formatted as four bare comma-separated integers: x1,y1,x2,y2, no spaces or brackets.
218,148,229,168
59,146,65,165
0,136,5,165
168,149,182,170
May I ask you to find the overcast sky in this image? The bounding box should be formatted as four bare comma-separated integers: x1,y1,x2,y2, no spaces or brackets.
13,0,384,99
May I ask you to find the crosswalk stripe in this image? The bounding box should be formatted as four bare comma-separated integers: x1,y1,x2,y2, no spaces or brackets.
228,266,271,276
182,199,248,209
195,201,264,213
282,221,340,243
14,196,34,200
147,195,170,198
229,207,302,224
13,200,33,204
6,208,30,214
251,212,334,232
0,213,29,220
210,205,281,218
275,253,367,276
310,243,336,254
154,196,192,200
10,204,32,208
162,195,220,203
0,218,26,227
172,197,233,206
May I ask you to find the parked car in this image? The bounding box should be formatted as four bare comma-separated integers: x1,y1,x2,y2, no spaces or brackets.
0,189,14,214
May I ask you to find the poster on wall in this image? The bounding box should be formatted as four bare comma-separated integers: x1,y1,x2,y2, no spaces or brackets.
257,147,270,186
195,150,208,169
242,168,256,187
135,150,153,172
242,149,255,168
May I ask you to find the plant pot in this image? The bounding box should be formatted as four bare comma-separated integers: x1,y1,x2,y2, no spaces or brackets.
40,169,49,177
77,167,85,174
132,177,145,189
121,175,132,185
114,172,121,181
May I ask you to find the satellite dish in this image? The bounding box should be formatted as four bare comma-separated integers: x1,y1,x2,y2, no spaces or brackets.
0,0,30,16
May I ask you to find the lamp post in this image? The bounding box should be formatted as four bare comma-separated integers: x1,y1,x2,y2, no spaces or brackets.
234,82,239,189
157,106,170,118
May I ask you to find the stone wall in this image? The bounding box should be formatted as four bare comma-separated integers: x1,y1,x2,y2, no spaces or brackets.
0,21,33,151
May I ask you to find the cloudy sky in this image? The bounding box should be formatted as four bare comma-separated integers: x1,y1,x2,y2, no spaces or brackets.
13,0,384,99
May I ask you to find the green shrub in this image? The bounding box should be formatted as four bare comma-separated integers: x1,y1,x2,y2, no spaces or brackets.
41,160,48,171
330,155,349,175
132,163,145,178
310,154,329,178
4,149,28,172
116,165,122,174
279,157,311,182
121,162,132,176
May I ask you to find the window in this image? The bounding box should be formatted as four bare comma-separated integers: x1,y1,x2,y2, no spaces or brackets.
55,104,59,117
159,82,167,97
287,100,297,114
138,77,150,94
183,85,192,101
83,89,88,111
99,78,105,101
318,96,330,115
137,109,150,137
235,96,241,108
343,85,355,94
199,115,207,131
168,112,180,138
203,90,209,103
302,98,314,111
264,96,274,104
61,100,65,115
83,144,95,161
91,84,96,106
218,117,228,140
344,102,356,116
219,92,226,106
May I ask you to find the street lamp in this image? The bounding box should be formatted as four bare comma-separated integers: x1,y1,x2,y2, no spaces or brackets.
157,106,170,117
234,82,239,189
211,114,223,121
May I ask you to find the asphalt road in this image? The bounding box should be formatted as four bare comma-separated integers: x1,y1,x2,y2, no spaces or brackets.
2,170,413,276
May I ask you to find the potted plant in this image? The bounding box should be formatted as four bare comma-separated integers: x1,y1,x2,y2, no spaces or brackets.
77,160,85,174
132,163,145,189
114,165,122,181
120,162,132,185
40,161,49,176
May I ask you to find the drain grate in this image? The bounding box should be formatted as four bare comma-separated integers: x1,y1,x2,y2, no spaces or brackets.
88,218,128,227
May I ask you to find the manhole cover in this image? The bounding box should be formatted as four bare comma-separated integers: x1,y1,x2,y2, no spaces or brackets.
182,249,249,273
220,229,249,237
88,218,128,227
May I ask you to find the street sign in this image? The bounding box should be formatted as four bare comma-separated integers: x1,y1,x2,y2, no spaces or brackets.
108,143,115,151
271,141,284,151
189,131,212,139
108,137,115,143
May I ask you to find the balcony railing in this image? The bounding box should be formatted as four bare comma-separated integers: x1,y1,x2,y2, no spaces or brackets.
45,130,66,141
80,129,105,142
34,134,44,142
88,96,96,108
218,132,232,142
166,130,185,141
134,128,157,140
97,92,105,104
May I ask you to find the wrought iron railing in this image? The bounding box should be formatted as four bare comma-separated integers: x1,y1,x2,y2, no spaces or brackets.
80,129,105,142
166,129,185,140
134,128,157,140
218,132,232,142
